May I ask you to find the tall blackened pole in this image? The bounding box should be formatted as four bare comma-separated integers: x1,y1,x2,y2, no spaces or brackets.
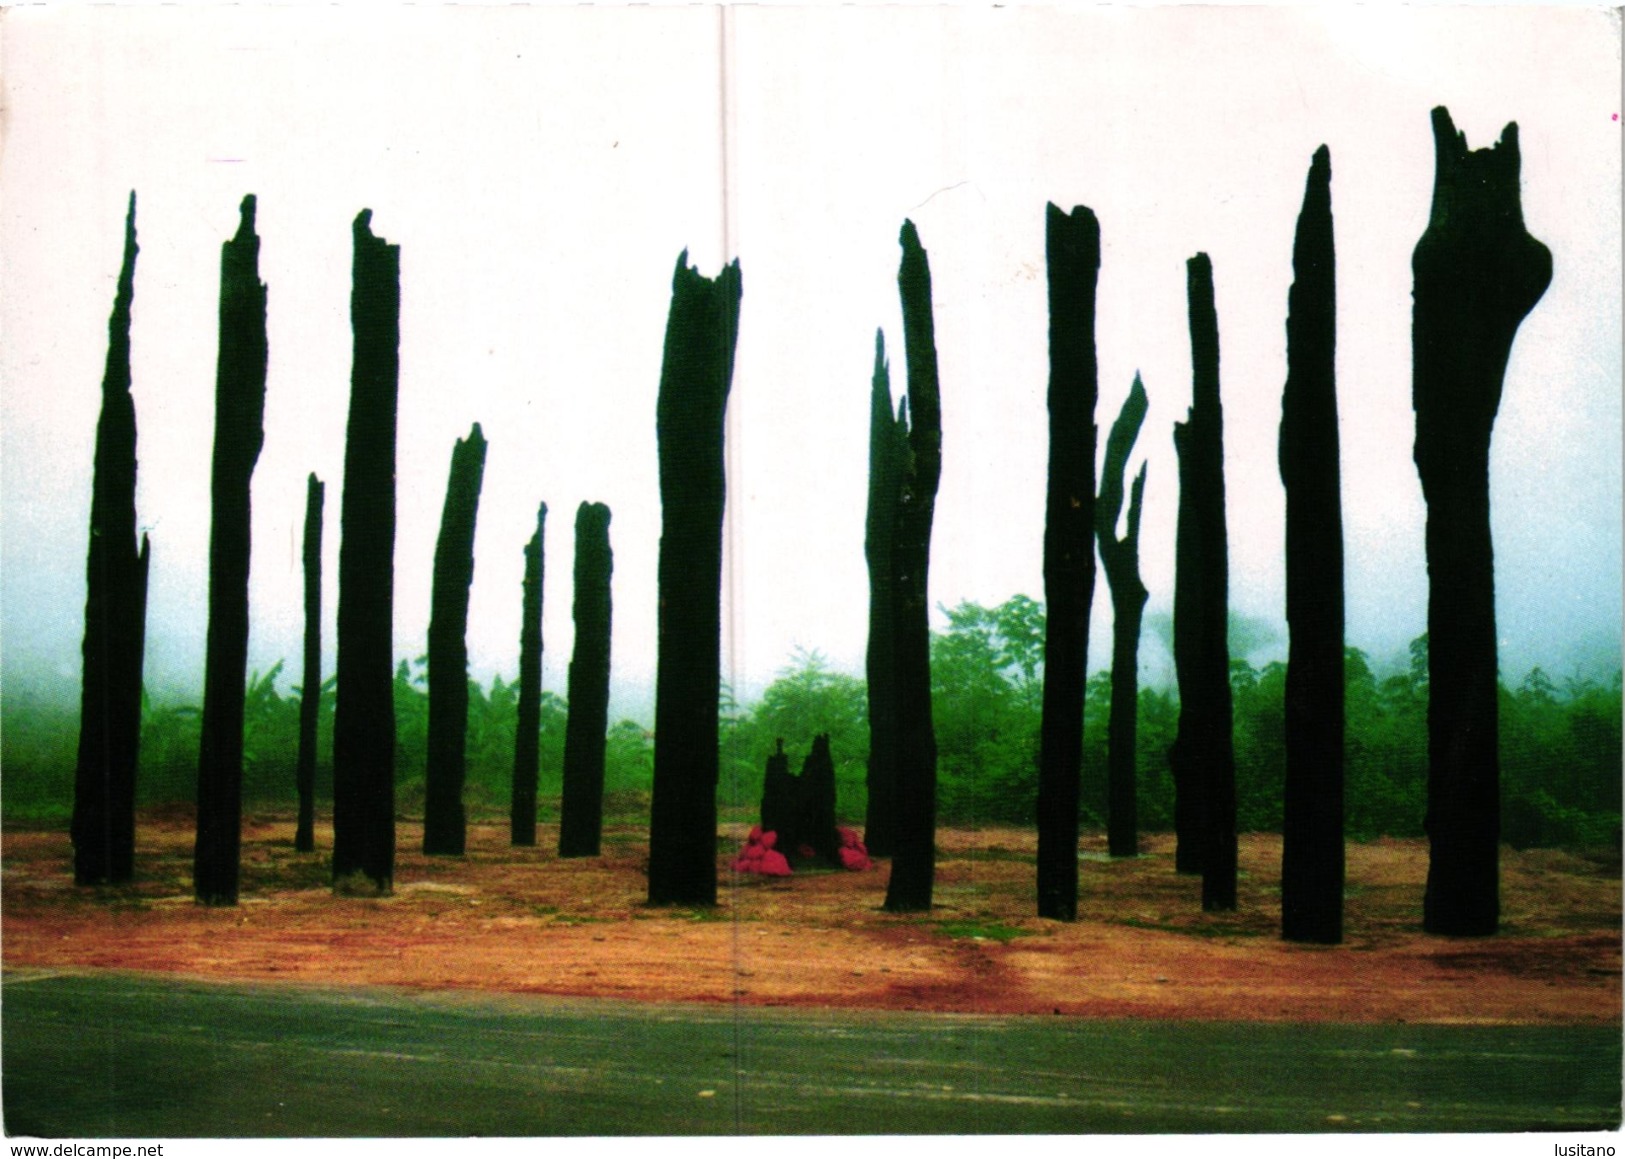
73,191,151,886
1098,375,1150,860
1172,253,1236,912
423,423,489,856
1280,147,1346,944
559,502,613,858
862,331,904,858
295,473,324,853
647,253,742,906
194,195,270,906
1413,108,1550,937
882,220,944,914
332,209,400,893
511,503,547,847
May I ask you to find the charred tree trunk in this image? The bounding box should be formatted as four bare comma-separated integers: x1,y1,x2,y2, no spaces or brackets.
332,209,400,893
1172,253,1236,912
194,195,269,906
862,331,905,859
1098,375,1149,860
798,733,840,865
647,254,742,906
511,503,547,847
296,473,324,853
423,424,489,857
1036,203,1100,921
1413,107,1551,937
882,220,943,914
73,191,151,887
560,502,614,858
1280,146,1346,944
760,739,795,847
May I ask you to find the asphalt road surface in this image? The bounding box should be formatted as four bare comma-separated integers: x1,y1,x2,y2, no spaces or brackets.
3,970,1618,1136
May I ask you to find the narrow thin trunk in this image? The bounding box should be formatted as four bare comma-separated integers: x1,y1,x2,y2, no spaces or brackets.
560,502,613,858
1172,253,1236,912
423,424,489,857
882,220,943,914
862,331,903,858
295,473,324,853
511,503,546,847
1280,146,1346,944
1098,376,1150,860
647,253,742,906
73,191,151,887
332,209,400,893
194,195,269,906
1036,203,1100,921
1413,107,1551,937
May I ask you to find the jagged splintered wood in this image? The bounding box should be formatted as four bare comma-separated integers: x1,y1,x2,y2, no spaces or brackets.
1036,203,1101,922
882,220,943,914
511,503,547,847
1171,253,1237,912
194,195,270,906
560,502,613,858
1280,146,1346,944
1098,375,1150,861
863,331,906,858
647,253,742,907
423,424,489,857
296,473,324,854
73,191,151,887
1414,107,1551,937
332,209,401,893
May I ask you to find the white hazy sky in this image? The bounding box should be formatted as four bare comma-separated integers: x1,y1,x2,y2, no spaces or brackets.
2,5,1620,724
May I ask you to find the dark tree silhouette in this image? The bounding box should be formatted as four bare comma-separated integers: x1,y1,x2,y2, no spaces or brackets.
511,503,547,847
332,209,400,893
883,220,943,914
296,472,324,854
1036,203,1100,921
423,424,489,857
863,330,906,858
1097,374,1149,860
1413,107,1551,937
194,195,270,906
797,733,840,865
1170,253,1236,911
760,739,795,847
560,501,614,858
73,191,151,887
1280,146,1346,944
647,253,742,906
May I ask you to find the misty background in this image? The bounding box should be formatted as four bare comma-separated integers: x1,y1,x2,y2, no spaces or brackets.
2,5,1619,728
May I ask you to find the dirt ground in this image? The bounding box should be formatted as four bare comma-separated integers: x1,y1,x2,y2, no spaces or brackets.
3,814,1618,1025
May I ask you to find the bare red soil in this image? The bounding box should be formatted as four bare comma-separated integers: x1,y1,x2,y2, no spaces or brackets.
4,814,1618,1024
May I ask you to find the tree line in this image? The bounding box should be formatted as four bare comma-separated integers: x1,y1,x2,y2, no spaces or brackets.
65,107,1588,941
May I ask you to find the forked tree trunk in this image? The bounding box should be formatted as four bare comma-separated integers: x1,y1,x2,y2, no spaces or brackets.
194,194,269,906
1280,146,1346,944
647,253,742,906
511,503,546,847
1172,253,1236,912
295,472,324,854
1413,107,1551,937
74,191,151,887
882,220,943,914
1036,203,1100,921
560,502,614,858
862,331,904,859
332,209,400,893
1098,375,1149,860
423,424,489,857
